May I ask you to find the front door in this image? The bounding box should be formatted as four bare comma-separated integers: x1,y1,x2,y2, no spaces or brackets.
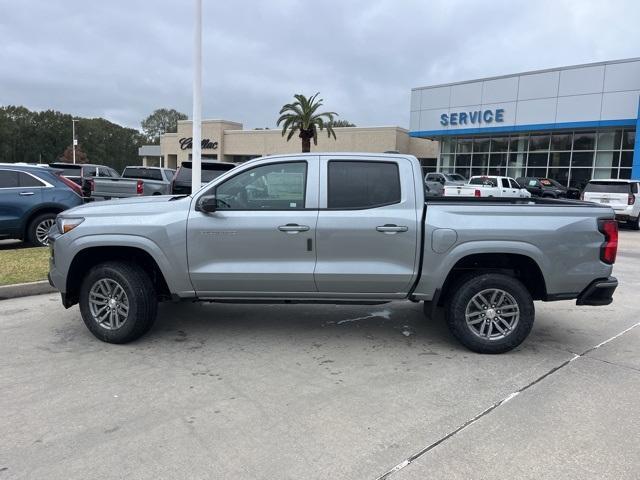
187,158,319,296
314,156,420,295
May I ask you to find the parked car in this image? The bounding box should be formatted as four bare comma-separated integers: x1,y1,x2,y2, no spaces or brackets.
171,161,236,195
0,164,83,246
48,162,120,199
48,153,618,354
582,179,640,230
445,175,531,198
516,177,579,199
90,166,176,200
424,172,467,196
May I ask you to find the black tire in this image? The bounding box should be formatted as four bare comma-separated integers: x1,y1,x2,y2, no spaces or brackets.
631,216,640,231
445,273,534,354
26,212,57,247
79,261,157,344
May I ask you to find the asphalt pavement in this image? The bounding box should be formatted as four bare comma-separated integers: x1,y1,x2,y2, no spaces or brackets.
1,231,639,479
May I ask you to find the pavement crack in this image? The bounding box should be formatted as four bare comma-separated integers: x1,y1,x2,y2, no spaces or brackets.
375,320,640,480
583,356,640,374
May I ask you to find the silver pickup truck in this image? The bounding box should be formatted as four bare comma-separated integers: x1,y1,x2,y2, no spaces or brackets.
48,153,618,353
90,166,176,199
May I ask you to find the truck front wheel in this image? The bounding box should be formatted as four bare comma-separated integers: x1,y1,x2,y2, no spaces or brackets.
446,273,534,354
79,261,158,344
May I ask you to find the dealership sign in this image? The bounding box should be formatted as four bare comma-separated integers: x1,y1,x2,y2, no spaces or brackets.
440,108,505,126
179,137,218,150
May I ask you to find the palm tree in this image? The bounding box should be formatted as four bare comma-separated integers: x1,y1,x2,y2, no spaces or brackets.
277,93,338,153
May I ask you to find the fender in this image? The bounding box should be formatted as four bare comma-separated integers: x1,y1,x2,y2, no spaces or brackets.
413,240,549,300
66,234,194,297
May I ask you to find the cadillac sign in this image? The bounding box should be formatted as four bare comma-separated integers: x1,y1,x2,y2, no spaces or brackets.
179,137,218,150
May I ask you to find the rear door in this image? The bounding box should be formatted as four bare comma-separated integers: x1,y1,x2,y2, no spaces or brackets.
187,158,319,295
314,156,420,295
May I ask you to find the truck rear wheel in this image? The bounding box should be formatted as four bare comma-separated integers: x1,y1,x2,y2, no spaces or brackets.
445,273,534,354
79,261,157,344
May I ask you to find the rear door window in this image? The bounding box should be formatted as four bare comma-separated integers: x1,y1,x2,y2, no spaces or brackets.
328,161,400,209
501,178,510,188
584,182,631,194
0,170,20,188
19,172,45,187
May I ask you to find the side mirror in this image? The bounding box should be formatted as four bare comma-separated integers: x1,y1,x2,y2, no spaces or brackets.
197,194,219,213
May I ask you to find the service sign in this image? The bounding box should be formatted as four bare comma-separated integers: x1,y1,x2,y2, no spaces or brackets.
440,108,505,127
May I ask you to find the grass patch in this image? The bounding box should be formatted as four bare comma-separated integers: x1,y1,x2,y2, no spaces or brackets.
0,247,50,286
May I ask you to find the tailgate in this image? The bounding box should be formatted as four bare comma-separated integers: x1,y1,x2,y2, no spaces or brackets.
92,178,139,198
444,185,477,197
583,191,629,207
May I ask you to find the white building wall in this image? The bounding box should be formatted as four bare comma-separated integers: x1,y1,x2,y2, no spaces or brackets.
410,58,640,134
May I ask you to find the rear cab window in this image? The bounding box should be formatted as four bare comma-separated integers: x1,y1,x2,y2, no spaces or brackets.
584,181,632,194
328,161,400,209
470,177,498,187
123,168,163,181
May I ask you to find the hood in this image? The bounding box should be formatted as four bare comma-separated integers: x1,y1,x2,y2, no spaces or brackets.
62,195,191,217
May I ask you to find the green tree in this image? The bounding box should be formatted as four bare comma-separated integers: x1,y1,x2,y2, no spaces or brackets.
329,119,356,127
277,93,338,153
141,108,188,143
0,105,146,171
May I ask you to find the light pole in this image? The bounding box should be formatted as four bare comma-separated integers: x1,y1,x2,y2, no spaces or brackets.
71,119,78,164
191,0,202,193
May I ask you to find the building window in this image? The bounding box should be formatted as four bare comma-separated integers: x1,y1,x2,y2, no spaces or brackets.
437,127,635,187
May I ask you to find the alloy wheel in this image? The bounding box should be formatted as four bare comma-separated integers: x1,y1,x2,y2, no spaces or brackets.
35,218,55,246
465,288,520,341
88,279,130,330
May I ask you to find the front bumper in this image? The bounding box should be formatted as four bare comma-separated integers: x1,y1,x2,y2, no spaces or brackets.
576,277,618,306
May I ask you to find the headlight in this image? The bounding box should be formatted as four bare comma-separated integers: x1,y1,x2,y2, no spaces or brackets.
57,217,84,234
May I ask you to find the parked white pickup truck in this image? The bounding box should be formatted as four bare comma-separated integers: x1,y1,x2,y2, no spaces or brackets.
445,176,531,198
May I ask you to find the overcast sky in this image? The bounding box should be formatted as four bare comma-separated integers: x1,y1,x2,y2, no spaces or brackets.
1,0,638,131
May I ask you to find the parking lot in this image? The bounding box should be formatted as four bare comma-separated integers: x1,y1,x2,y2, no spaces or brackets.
0,230,638,479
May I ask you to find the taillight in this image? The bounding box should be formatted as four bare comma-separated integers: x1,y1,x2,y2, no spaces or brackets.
628,194,635,205
136,180,144,195
474,189,481,198
89,179,95,191
598,219,618,265
58,174,83,196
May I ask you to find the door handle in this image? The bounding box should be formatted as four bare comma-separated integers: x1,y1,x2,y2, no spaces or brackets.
278,223,310,233
19,191,35,196
376,224,409,234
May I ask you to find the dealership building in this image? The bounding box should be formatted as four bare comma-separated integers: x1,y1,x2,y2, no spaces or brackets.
409,58,640,188
151,119,437,171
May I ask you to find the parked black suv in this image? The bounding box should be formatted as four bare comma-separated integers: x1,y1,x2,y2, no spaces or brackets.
171,161,236,195
516,177,579,199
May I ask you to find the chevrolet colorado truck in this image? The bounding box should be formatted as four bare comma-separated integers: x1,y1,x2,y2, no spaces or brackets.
47,153,619,353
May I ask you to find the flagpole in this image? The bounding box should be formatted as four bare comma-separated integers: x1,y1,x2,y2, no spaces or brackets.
191,0,202,193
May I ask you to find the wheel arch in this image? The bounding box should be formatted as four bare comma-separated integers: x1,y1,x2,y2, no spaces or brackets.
64,245,172,307
438,252,547,305
21,204,66,239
